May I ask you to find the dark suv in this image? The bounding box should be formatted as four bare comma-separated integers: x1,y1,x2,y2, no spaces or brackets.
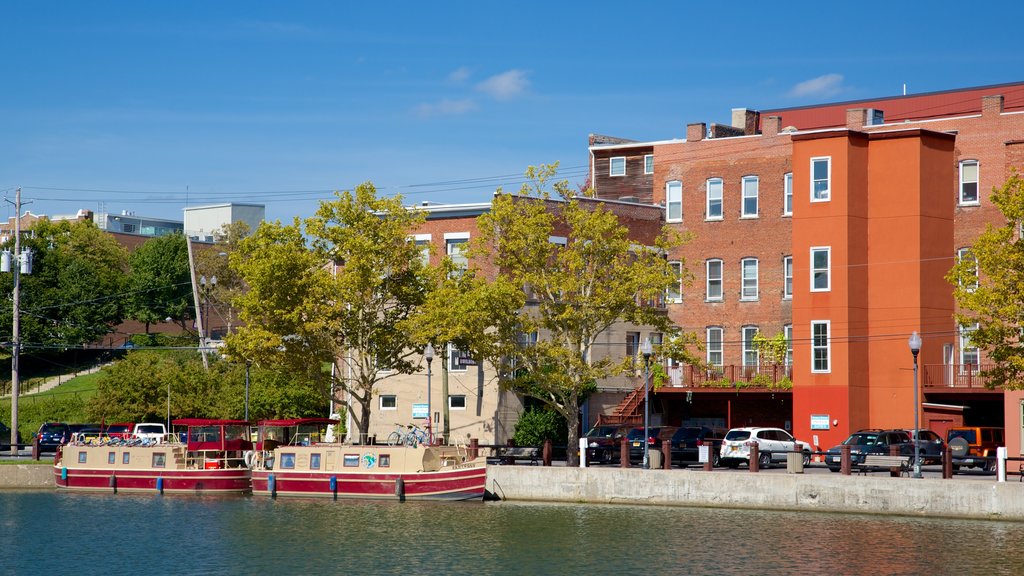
35,422,71,453
825,429,913,472
669,426,724,467
626,427,675,465
584,425,630,464
948,426,1004,472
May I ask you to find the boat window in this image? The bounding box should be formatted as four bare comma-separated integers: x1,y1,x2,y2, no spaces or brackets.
108,452,116,464
310,453,321,470
190,426,221,443
152,453,166,468
280,453,296,469
379,454,390,468
77,451,87,464
122,453,130,465
343,454,359,467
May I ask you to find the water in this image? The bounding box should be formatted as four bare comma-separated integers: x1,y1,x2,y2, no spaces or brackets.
2,490,1023,575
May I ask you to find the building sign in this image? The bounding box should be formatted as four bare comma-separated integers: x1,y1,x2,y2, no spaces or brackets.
810,414,830,430
412,403,428,420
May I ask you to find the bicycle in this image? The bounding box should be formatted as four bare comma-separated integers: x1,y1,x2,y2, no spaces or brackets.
387,424,429,447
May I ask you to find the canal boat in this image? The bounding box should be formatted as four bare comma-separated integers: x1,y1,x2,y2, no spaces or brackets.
53,418,253,494
249,418,487,501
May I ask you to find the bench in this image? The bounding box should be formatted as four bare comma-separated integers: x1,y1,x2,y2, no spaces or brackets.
491,446,540,466
857,454,911,476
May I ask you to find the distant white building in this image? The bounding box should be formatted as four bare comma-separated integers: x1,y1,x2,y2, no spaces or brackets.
95,210,184,237
183,203,265,241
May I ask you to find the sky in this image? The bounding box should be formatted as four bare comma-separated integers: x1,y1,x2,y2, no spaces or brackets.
3,1,1024,225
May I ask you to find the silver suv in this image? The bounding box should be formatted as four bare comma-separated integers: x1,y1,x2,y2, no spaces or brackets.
720,427,812,469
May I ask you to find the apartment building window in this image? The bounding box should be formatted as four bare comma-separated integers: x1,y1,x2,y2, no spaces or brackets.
811,321,830,373
960,324,979,370
449,395,467,410
644,154,654,175
706,327,723,367
445,234,469,277
706,259,723,301
811,247,831,291
742,326,759,368
610,156,626,177
626,331,640,362
811,157,831,202
958,247,978,291
783,256,793,299
380,395,397,410
413,233,431,266
741,176,759,217
706,178,723,220
666,261,683,304
741,257,758,300
666,181,682,223
783,172,793,216
784,324,793,367
959,160,979,205
517,329,538,348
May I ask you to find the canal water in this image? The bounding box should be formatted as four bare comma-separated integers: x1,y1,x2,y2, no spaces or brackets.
2,490,1022,575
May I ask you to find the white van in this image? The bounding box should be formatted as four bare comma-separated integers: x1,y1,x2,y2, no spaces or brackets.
133,423,168,443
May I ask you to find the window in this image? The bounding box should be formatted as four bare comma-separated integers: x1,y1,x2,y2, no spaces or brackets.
706,259,723,301
644,154,654,175
448,344,470,371
960,324,979,368
960,160,979,204
706,327,723,367
78,451,87,464
152,453,165,468
122,452,130,465
610,156,626,176
783,256,793,299
310,453,321,470
666,261,683,303
281,453,296,469
741,258,758,300
783,172,793,216
742,326,759,368
666,181,682,222
379,454,391,467
706,178,723,220
741,176,759,217
108,452,116,465
413,234,431,266
811,157,831,201
380,395,397,410
812,321,830,373
626,331,640,361
958,247,978,291
445,235,469,276
784,324,793,367
449,395,467,410
517,330,538,348
811,247,831,291
343,454,359,467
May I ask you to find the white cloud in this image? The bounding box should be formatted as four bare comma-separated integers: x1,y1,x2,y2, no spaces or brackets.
789,74,845,98
448,67,471,83
476,69,529,101
415,98,478,118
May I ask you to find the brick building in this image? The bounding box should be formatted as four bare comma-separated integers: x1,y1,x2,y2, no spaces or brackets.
590,81,1024,455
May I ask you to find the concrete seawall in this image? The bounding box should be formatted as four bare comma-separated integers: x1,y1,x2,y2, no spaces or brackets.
0,465,52,489
487,467,1024,521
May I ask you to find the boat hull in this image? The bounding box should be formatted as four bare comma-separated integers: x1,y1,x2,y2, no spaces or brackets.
54,466,252,494
251,466,487,501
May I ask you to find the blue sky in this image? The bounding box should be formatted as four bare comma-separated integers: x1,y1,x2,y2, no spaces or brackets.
2,1,1023,225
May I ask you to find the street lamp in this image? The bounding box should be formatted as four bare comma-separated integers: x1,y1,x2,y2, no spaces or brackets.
199,275,217,344
908,331,922,478
424,343,434,445
641,337,653,469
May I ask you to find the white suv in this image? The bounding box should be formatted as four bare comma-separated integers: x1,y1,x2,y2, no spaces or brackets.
132,423,167,443
719,427,812,469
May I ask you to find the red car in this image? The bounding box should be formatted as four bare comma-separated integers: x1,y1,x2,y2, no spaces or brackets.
102,423,135,439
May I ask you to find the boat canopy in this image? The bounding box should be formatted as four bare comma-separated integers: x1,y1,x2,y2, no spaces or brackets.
172,419,253,452
256,418,339,449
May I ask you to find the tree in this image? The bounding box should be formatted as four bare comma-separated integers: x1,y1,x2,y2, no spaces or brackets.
192,220,251,336
412,164,697,466
125,233,193,333
947,172,1024,390
225,183,432,441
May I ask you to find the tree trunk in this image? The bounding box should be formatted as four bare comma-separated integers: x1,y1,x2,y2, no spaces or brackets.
357,396,373,444
565,406,581,467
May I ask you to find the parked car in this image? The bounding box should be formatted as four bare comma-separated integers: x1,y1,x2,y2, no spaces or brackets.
906,429,945,465
948,426,1004,472
583,425,630,464
626,426,675,465
669,426,724,467
133,423,168,443
68,423,99,435
719,427,812,469
0,421,21,450
824,429,914,472
102,423,135,439
35,422,71,452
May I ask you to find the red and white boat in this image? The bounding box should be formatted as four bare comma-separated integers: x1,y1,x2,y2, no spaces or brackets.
53,418,253,494
250,418,487,501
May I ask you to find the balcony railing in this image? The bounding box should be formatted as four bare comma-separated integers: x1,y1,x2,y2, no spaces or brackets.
921,364,997,389
665,364,793,389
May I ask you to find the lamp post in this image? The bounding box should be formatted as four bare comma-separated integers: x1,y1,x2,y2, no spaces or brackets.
199,275,217,344
424,343,434,445
641,337,653,469
908,331,923,478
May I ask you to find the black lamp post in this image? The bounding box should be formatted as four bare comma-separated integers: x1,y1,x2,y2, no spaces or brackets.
908,331,922,478
424,343,434,444
199,275,217,343
641,337,653,469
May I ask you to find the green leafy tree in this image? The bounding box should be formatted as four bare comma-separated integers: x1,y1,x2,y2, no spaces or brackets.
193,220,251,336
412,164,698,466
947,173,1024,390
125,233,193,333
512,406,568,447
225,183,432,441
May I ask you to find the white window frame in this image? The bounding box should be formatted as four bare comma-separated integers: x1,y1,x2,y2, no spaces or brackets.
958,247,978,291
783,256,793,299
810,246,831,292
380,395,397,411
706,327,723,367
784,324,793,367
626,332,640,363
609,156,626,177
811,320,831,373
666,261,683,304
783,172,793,216
740,257,758,300
811,157,831,202
742,326,759,368
449,395,467,410
741,176,759,218
412,233,431,266
643,154,654,175
666,180,682,223
445,233,469,277
960,323,979,369
959,160,979,205
706,259,723,301
706,178,723,220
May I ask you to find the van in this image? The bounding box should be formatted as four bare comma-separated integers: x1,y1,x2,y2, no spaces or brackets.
133,423,168,443
947,426,1004,472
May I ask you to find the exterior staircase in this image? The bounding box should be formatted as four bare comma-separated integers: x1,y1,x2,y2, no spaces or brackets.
596,384,645,427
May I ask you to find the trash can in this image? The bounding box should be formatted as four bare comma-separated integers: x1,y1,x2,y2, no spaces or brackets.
786,451,804,474
648,449,662,470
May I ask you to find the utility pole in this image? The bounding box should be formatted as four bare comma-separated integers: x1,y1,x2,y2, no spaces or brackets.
6,188,31,456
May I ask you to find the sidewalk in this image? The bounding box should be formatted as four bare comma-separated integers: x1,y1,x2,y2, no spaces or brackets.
1,363,106,398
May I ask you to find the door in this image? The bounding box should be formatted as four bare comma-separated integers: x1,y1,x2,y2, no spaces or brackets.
929,419,954,443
